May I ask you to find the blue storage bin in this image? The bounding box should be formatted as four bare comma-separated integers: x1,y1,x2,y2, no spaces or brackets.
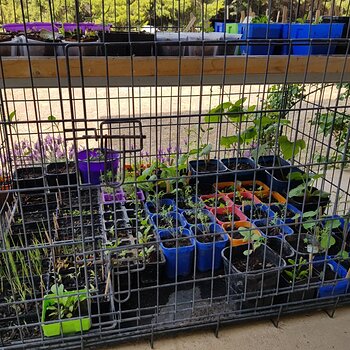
191,223,228,272
159,228,195,279
290,23,345,55
238,23,283,55
214,22,225,32
253,218,294,238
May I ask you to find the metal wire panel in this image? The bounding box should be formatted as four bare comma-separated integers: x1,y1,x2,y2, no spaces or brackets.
1,0,350,348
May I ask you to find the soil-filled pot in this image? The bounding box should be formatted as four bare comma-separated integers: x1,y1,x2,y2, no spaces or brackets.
200,193,233,210
46,162,77,188
151,211,186,231
100,32,155,56
287,187,330,212
140,245,166,285
279,265,320,303
221,157,258,181
223,221,262,247
102,186,126,203
211,205,247,225
321,16,350,54
313,257,350,297
156,32,188,56
253,218,294,238
77,148,119,185
284,233,311,257
266,237,294,260
270,203,302,224
181,208,216,227
41,289,91,337
189,159,227,185
222,244,285,296
13,166,44,190
238,23,283,55
18,34,59,56
145,198,175,215
159,228,195,279
242,203,275,222
290,23,344,55
0,34,19,56
61,37,100,56
191,223,228,272
257,155,304,193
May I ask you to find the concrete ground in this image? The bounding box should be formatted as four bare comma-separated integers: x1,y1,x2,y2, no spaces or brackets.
103,306,350,350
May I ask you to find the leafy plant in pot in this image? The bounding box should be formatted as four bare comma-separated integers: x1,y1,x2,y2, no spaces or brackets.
191,222,228,272
287,172,330,212
42,284,91,337
77,148,119,185
61,29,100,56
221,240,284,301
137,222,166,285
159,228,195,279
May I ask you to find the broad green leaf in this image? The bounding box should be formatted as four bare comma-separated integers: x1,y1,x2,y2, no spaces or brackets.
337,250,349,259
278,136,306,160
199,144,212,157
320,235,335,250
204,114,222,123
220,135,240,148
287,171,305,181
48,115,57,122
233,97,247,107
243,249,253,256
9,110,16,122
288,185,304,198
241,127,257,144
302,210,319,218
302,221,316,230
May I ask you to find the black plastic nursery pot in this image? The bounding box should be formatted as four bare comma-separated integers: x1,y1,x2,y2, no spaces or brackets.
221,157,261,182
321,16,350,54
140,245,166,285
257,155,304,193
46,162,77,188
13,166,44,191
222,244,285,296
266,237,295,260
287,188,331,212
189,159,227,185
100,32,155,56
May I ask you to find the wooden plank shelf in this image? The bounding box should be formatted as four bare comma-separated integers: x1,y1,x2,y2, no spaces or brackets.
1,55,350,88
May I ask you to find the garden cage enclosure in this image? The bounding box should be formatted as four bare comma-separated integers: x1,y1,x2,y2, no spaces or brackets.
1,0,350,348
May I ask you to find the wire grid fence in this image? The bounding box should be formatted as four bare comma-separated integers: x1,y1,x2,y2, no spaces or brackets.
1,0,350,348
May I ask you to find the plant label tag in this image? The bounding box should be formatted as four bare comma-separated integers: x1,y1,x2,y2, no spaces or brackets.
307,244,318,254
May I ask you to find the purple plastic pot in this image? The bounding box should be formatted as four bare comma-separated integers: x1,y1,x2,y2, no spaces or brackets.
63,23,112,32
78,148,119,185
3,22,61,32
102,187,126,203
3,23,26,32
136,189,145,201
29,22,61,32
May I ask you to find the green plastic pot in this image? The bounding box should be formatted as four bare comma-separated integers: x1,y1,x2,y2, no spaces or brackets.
41,289,91,337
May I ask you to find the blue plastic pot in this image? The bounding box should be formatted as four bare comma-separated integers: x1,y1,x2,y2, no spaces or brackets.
159,228,195,279
145,198,175,216
191,223,228,272
221,157,259,181
181,209,216,228
151,212,186,231
270,203,302,224
313,256,350,297
290,23,345,55
242,203,275,222
253,218,294,238
257,155,304,193
175,196,204,213
238,23,283,55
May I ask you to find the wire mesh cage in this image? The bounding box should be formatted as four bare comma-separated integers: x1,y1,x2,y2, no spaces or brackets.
1,0,350,348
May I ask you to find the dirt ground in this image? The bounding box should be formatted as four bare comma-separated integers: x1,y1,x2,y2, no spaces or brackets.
102,306,350,350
